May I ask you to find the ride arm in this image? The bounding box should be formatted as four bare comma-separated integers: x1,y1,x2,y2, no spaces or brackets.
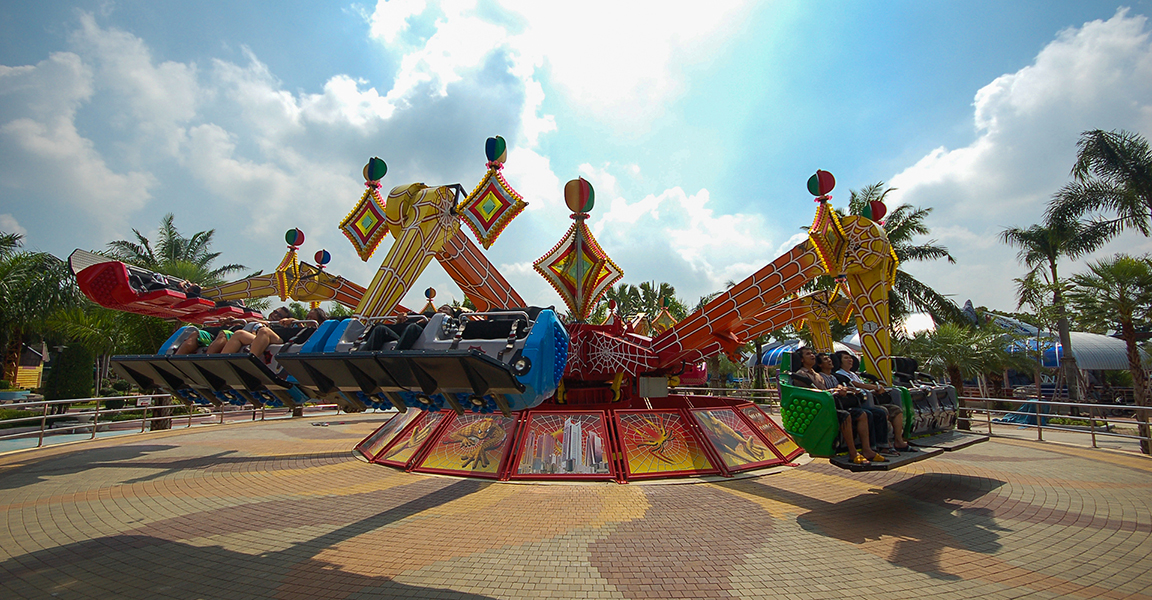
356,184,461,318
200,274,280,302
651,242,823,369
435,232,526,312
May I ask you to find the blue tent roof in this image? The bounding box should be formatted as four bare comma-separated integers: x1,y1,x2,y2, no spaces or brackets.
749,340,856,367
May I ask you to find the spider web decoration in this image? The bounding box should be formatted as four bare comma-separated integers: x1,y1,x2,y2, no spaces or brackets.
615,411,713,477
340,186,390,261
356,410,422,460
741,405,801,459
567,327,656,380
533,221,623,320
691,408,777,471
416,413,516,476
377,411,444,467
458,166,527,249
515,412,612,477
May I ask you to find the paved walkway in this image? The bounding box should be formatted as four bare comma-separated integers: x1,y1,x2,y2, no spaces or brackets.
1,414,1150,599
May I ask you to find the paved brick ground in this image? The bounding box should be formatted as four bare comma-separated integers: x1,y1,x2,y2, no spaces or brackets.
1,413,1150,599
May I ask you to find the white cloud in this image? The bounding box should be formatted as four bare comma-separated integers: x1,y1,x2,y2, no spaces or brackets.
0,50,155,231
70,13,201,155
889,9,1152,311
584,163,779,304
0,214,26,237
366,0,747,138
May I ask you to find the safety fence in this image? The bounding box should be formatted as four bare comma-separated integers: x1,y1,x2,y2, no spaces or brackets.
673,387,781,405
957,396,1150,452
0,395,341,450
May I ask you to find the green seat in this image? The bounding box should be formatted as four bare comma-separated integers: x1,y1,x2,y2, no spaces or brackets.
777,352,841,458
897,387,914,436
779,382,841,457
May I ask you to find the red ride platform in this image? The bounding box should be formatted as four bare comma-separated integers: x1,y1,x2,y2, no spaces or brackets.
355,395,802,484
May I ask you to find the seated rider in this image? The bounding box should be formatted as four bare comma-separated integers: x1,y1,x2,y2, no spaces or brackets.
834,350,912,452
791,347,884,464
175,306,291,360
818,353,896,457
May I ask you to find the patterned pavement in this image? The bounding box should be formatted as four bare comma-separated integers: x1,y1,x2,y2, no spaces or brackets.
1,412,1150,599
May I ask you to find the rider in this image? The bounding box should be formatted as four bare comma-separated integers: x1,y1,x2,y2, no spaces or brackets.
792,347,884,464
834,350,912,452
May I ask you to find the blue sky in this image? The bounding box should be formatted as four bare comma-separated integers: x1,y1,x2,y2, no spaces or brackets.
2,1,1151,315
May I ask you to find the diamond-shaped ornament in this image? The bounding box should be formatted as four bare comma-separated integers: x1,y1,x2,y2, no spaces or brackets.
459,168,526,249
533,221,622,320
340,187,390,261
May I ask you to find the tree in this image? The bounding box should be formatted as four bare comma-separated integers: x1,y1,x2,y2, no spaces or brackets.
107,213,247,285
604,281,689,323
1001,218,1112,407
107,214,247,429
1065,254,1152,454
48,306,176,396
0,233,82,382
901,322,1024,430
1048,129,1152,238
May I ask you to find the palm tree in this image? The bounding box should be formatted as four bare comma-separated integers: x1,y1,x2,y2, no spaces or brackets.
901,322,1023,430
106,214,246,429
844,183,965,326
1048,129,1152,237
1001,218,1112,406
107,213,247,285
1065,254,1152,454
0,233,82,382
48,306,176,397
600,281,689,327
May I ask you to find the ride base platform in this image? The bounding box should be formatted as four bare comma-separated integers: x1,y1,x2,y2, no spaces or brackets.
354,394,804,484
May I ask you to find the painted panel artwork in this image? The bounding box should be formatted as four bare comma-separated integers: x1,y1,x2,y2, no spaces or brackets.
357,410,421,460
416,413,516,476
616,411,714,477
516,412,613,477
741,405,801,459
693,408,779,470
377,411,446,466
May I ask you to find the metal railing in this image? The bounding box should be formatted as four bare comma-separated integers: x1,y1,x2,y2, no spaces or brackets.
673,386,781,405
0,395,342,449
957,396,1150,452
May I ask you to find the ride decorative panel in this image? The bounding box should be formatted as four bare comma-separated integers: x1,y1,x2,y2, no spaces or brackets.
376,411,446,467
515,412,613,478
615,410,715,478
357,410,421,460
415,413,516,477
692,408,779,471
741,405,801,459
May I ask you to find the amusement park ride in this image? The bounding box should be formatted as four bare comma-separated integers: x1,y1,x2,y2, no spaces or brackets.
74,137,982,482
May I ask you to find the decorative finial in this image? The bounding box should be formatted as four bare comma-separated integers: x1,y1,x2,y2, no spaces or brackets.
285,228,305,249
314,249,331,270
564,177,595,215
807,170,835,201
363,157,388,188
484,136,507,168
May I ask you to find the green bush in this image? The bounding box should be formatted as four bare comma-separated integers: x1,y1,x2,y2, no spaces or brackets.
43,344,94,400
0,409,38,428
111,379,132,393
0,380,11,390
103,398,126,411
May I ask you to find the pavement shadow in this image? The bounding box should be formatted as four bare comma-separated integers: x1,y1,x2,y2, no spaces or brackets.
0,444,179,490
0,443,363,490
0,478,494,599
716,471,1008,580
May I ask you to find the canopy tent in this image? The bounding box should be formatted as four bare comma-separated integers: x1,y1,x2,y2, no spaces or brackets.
746,339,858,368
1011,331,1149,371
